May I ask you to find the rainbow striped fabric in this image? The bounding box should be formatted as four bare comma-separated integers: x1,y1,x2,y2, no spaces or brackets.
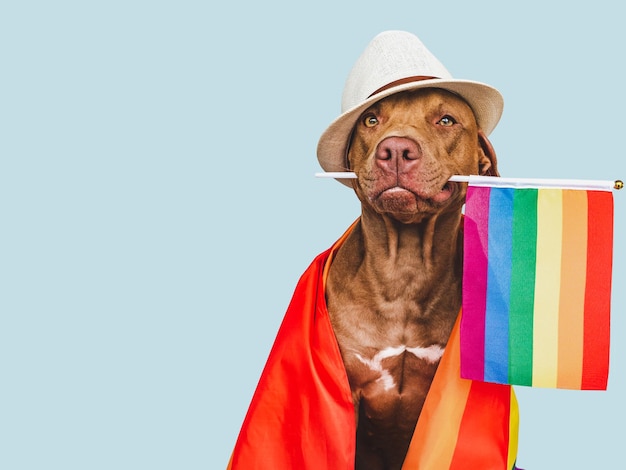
460,180,614,390
229,221,520,469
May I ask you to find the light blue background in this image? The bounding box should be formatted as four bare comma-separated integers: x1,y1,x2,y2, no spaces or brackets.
2,1,625,469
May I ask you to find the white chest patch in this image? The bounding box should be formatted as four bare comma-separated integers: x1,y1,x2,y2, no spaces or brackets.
354,344,445,391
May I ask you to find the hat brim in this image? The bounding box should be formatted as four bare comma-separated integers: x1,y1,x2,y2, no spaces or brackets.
316,78,503,187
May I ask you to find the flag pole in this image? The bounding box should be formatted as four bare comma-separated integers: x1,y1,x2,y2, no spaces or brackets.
314,172,623,191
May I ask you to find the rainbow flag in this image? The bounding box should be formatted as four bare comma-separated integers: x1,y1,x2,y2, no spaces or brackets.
460,177,614,390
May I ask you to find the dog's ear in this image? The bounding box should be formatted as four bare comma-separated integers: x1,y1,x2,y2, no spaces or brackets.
477,129,499,177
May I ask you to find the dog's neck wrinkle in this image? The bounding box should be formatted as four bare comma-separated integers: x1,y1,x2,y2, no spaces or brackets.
359,207,461,274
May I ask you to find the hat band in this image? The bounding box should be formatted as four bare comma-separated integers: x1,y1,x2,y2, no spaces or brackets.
368,75,439,98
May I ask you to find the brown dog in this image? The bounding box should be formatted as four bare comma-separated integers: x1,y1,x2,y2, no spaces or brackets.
228,30,515,470
325,88,498,469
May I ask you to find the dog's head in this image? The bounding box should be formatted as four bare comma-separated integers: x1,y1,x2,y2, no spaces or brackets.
347,88,498,224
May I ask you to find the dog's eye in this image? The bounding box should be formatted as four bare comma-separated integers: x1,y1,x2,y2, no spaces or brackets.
362,114,379,128
437,115,457,127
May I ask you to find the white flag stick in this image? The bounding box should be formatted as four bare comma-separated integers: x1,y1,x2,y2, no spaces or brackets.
461,175,622,191
315,172,357,179
314,172,623,191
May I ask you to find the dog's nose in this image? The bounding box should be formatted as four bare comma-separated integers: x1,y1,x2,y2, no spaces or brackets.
375,136,421,173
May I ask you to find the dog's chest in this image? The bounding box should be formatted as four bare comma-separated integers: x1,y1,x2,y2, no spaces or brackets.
344,340,444,423
348,341,443,388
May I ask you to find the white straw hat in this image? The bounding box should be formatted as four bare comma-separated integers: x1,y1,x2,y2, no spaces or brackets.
317,30,504,186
